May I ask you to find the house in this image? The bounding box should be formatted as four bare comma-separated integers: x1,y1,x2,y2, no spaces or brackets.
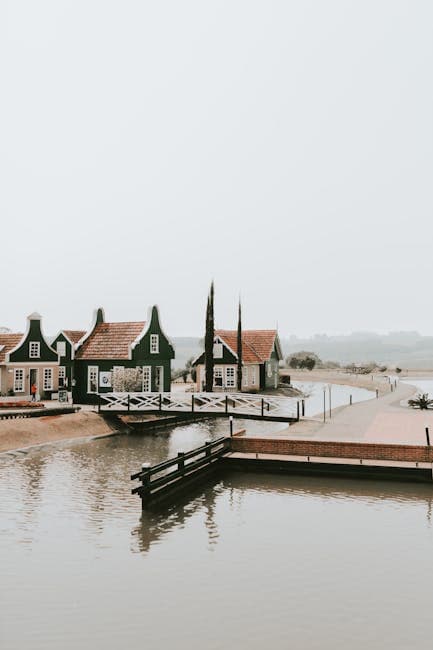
193,329,283,392
51,330,86,389
0,313,59,399
72,305,175,403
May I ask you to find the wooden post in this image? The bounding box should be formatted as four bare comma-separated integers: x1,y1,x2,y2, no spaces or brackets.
191,394,195,412
261,398,264,417
350,394,352,405
225,395,229,414
205,439,212,456
376,389,379,399
177,451,185,473
426,427,430,447
296,401,300,421
159,393,162,411
301,399,305,417
229,416,233,437
127,393,130,413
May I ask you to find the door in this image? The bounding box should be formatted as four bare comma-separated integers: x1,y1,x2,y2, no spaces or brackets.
155,366,164,392
29,368,39,399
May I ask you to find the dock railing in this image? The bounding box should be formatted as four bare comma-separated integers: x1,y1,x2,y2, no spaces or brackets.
131,436,230,505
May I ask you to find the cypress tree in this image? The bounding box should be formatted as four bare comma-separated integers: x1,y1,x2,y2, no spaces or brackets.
237,299,242,391
204,281,215,392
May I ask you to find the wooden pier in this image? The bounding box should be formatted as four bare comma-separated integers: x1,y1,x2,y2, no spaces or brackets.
131,435,433,508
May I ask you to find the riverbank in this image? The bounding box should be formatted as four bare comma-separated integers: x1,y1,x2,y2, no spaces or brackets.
282,368,393,394
0,411,122,454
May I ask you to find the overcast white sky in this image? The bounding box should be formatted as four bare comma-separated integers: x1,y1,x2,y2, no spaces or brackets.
1,1,432,337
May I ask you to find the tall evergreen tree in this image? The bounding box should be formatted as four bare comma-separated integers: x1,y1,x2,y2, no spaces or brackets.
204,281,215,392
237,299,243,391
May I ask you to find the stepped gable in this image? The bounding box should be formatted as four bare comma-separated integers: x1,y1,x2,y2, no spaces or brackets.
75,322,145,360
216,329,277,363
0,333,24,363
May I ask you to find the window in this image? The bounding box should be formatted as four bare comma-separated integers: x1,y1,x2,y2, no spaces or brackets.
43,368,53,391
88,366,98,393
57,341,66,357
225,367,235,388
142,366,151,391
267,361,273,378
213,367,223,387
14,369,24,392
150,334,159,354
29,342,40,358
213,343,223,358
250,366,257,385
58,366,66,387
243,367,249,387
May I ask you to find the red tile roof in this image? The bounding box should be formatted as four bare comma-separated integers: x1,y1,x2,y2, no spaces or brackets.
215,330,279,363
0,333,24,363
63,330,86,345
75,322,146,360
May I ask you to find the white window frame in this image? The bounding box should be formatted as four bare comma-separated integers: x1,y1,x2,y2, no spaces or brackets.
142,366,151,391
43,368,53,391
14,368,25,393
213,367,223,387
150,334,159,354
88,366,99,394
29,342,40,359
58,366,66,387
57,341,66,357
225,367,236,388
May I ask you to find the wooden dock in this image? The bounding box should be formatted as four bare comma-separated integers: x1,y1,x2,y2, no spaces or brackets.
131,435,433,508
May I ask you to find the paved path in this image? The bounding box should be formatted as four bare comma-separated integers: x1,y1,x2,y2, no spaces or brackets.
249,381,433,445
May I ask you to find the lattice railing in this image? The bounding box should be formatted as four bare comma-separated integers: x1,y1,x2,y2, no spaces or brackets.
99,392,299,419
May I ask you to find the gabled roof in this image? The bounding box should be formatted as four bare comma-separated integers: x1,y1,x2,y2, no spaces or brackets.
0,333,24,363
62,330,87,345
75,322,146,360
215,329,280,363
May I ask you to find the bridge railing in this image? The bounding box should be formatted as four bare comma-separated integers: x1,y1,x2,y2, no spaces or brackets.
99,391,299,420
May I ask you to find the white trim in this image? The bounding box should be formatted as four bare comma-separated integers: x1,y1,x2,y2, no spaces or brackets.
130,305,175,358
87,366,99,394
43,368,53,391
191,335,238,367
29,341,40,358
142,366,151,391
5,313,57,362
14,368,25,392
150,334,159,354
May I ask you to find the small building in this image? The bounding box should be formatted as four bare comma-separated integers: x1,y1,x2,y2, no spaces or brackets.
193,329,283,392
51,330,87,389
0,313,59,399
72,305,175,404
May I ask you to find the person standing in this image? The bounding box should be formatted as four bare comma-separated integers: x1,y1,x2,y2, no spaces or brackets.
30,383,37,402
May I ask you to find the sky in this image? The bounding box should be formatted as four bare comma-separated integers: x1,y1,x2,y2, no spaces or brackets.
1,1,432,338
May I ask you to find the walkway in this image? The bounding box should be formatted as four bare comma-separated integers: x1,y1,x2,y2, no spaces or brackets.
251,381,433,445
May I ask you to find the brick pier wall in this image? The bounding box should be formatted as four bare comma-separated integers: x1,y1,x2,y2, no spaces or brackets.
230,437,433,463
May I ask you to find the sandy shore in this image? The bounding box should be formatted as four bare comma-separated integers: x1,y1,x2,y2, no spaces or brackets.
282,368,396,394
0,411,120,454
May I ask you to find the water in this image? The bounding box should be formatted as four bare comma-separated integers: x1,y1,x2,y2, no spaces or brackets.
2,409,433,649
293,380,374,416
401,377,433,396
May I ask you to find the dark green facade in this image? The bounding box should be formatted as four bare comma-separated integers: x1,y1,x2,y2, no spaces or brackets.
50,332,75,388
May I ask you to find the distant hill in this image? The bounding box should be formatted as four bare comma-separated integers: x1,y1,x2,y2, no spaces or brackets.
171,332,433,371
281,331,433,370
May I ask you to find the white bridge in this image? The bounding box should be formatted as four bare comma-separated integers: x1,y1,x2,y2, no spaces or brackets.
98,392,301,422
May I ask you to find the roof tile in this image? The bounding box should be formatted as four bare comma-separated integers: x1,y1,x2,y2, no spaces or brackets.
75,322,145,360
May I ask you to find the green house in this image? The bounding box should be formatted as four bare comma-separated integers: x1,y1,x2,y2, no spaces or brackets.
72,305,175,404
51,330,86,390
0,312,59,399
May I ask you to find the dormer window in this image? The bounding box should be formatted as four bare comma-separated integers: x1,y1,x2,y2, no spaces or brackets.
29,342,40,358
213,343,223,359
57,341,66,356
150,334,159,354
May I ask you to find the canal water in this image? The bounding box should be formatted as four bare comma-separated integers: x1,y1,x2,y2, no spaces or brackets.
2,397,433,649
293,380,374,416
